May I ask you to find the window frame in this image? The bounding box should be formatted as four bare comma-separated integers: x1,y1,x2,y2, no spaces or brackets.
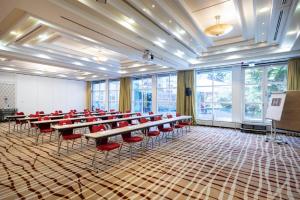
108,79,120,111
91,80,106,111
132,76,153,113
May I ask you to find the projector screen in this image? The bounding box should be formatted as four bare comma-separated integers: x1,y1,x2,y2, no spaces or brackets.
276,91,300,132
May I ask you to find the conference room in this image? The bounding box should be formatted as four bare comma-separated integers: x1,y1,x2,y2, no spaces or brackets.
0,0,299,199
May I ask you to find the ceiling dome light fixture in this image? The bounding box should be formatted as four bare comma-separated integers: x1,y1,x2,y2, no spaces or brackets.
204,15,233,37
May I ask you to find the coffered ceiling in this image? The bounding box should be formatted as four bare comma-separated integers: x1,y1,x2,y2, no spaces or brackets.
0,0,299,80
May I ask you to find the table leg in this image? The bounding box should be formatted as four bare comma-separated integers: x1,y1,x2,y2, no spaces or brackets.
8,119,11,134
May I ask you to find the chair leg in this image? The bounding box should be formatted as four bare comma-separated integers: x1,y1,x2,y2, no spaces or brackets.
72,139,75,148
67,141,69,153
104,151,109,169
36,133,40,145
151,137,154,149
130,144,133,159
118,145,122,163
57,137,62,155
92,149,98,168
80,137,83,150
50,132,52,142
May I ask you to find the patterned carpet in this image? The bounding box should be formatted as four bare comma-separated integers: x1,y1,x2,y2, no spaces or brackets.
0,122,299,200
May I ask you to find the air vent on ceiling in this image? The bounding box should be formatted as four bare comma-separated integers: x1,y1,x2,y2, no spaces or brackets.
96,0,107,3
273,10,283,41
281,0,288,5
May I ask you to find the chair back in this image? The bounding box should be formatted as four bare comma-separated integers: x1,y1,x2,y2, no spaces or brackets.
39,111,44,114
154,116,162,121
139,117,148,124
167,114,173,119
110,109,115,112
91,124,106,133
99,112,106,116
107,115,116,120
63,114,70,119
123,114,130,118
118,121,129,128
58,110,63,114
59,119,72,126
149,111,154,115
176,112,181,117
87,116,96,122
136,112,142,116
16,112,24,115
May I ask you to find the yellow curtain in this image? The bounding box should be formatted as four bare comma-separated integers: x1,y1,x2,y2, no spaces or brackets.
287,58,300,90
86,81,91,110
176,70,196,124
119,77,132,112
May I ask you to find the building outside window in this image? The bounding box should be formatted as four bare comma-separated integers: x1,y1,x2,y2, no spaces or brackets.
196,68,233,122
132,76,152,113
157,73,177,114
243,65,287,122
91,80,106,110
108,80,120,111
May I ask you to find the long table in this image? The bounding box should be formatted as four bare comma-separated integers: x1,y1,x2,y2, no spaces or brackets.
51,114,162,132
85,116,192,139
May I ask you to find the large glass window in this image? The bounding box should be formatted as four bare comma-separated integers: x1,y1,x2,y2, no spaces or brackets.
108,80,120,111
157,73,177,114
243,65,287,122
132,76,152,113
196,69,232,121
91,81,106,110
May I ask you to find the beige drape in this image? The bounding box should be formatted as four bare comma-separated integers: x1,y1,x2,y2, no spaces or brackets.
176,70,196,124
287,58,300,90
86,81,91,110
119,77,132,112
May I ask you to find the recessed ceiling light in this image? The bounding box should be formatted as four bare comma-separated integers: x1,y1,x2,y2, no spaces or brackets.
38,34,49,41
262,33,265,35
158,38,166,43
175,50,185,57
161,66,168,69
259,7,270,13
139,68,147,72
125,17,135,25
142,8,147,12
98,67,107,71
178,29,186,35
118,70,127,74
82,72,92,76
34,71,44,74
286,30,298,35
152,4,155,8
1,67,17,71
262,22,265,25
36,54,51,59
154,41,164,48
76,76,85,80
168,20,172,23
10,31,21,37
226,55,241,60
92,75,98,78
57,74,67,78
249,63,255,67
72,61,84,66
0,57,7,61
80,57,91,62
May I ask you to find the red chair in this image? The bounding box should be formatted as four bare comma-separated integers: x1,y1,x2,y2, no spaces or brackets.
136,112,142,116
149,111,154,115
86,116,97,122
39,111,44,114
57,119,82,154
110,109,115,112
123,114,131,118
167,114,185,135
58,110,63,114
118,121,143,159
98,112,106,116
176,113,192,132
156,116,174,142
36,116,54,144
139,117,160,148
14,112,26,131
107,115,116,120
90,124,121,169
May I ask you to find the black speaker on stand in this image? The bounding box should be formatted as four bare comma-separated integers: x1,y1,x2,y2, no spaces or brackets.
185,88,192,96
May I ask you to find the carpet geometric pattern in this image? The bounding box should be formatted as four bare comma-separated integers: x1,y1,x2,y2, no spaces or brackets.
0,123,299,200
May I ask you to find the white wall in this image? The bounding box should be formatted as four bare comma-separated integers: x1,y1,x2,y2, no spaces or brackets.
0,72,86,114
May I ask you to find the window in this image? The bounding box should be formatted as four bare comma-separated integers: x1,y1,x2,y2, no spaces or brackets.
132,76,152,113
243,65,287,122
108,80,120,111
91,81,106,110
196,69,232,121
157,73,177,114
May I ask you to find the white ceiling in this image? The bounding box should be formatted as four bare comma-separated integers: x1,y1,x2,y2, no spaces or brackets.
0,0,299,80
